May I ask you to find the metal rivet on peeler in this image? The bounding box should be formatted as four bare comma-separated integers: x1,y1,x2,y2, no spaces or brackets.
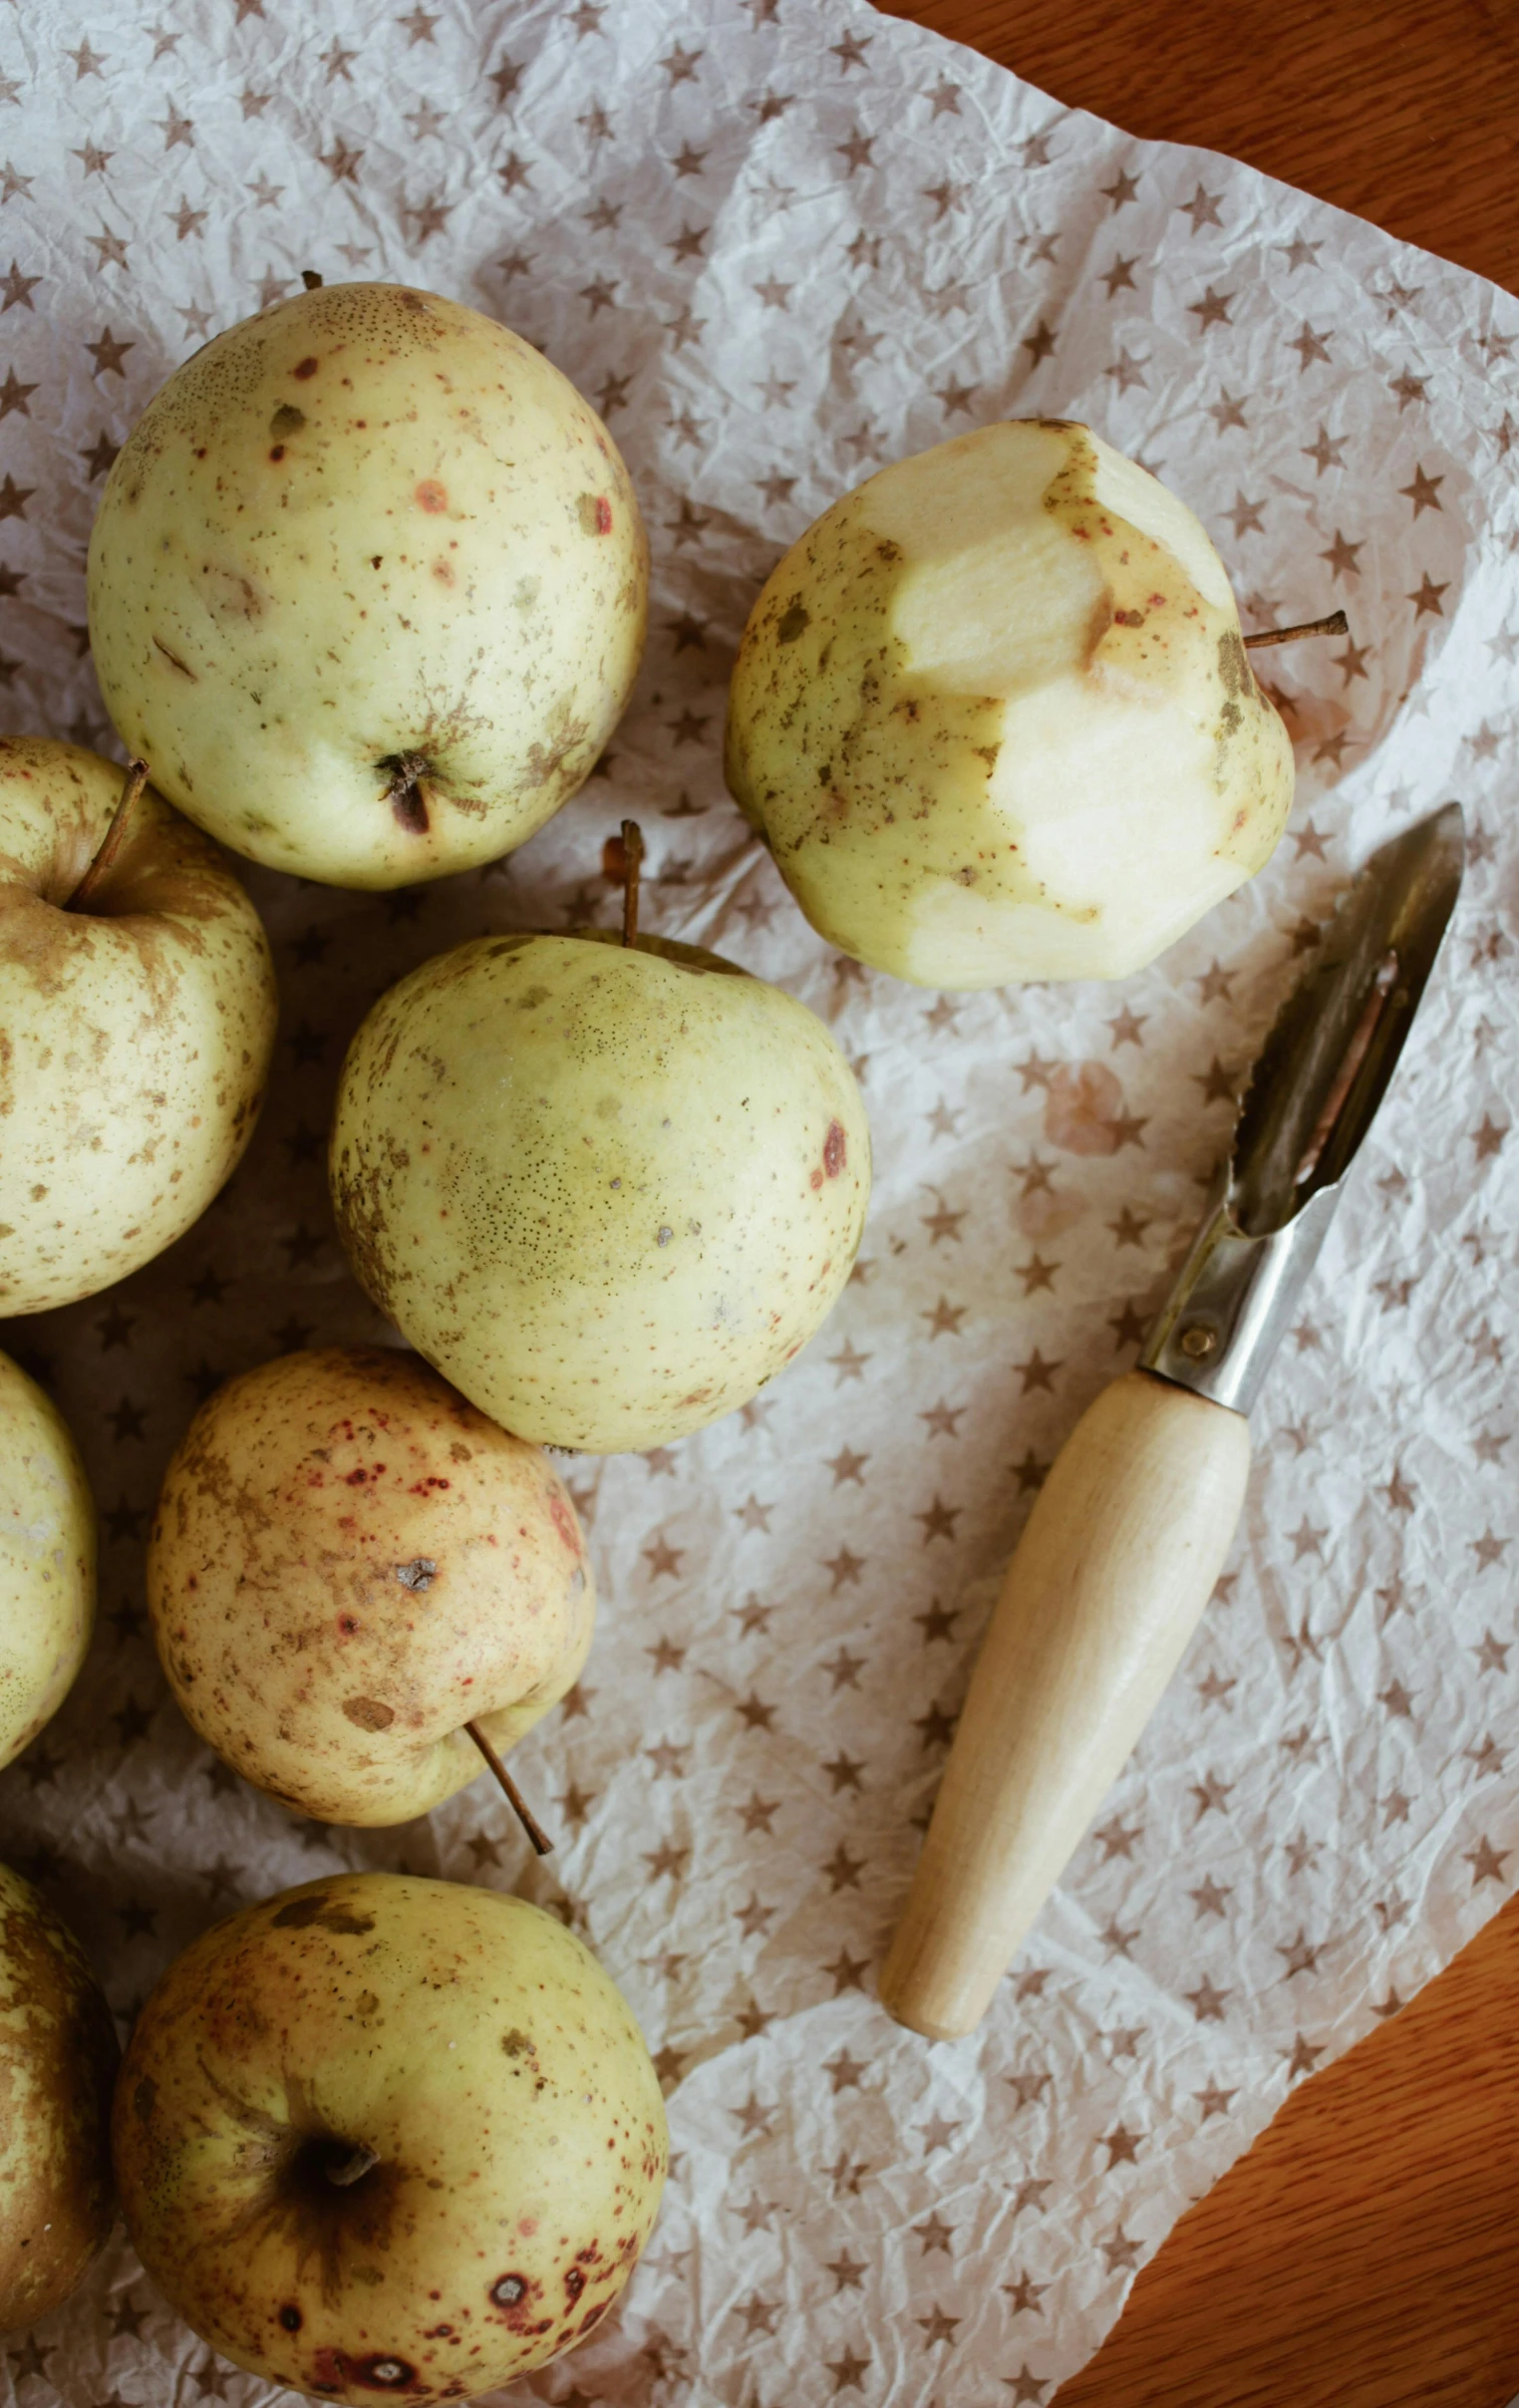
1179,1324,1217,1359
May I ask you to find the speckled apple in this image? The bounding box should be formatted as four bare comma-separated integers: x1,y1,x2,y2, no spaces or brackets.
113,1873,666,2401
0,737,277,1316
725,418,1294,987
86,281,648,888
147,1347,593,1826
0,1863,119,2331
328,931,871,1454
0,1350,95,1774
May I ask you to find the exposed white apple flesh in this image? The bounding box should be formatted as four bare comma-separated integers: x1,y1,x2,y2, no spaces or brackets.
0,1350,95,1773
329,930,871,1453
86,281,648,889
113,1873,667,2400
725,418,1294,987
147,1347,593,1826
0,737,277,1314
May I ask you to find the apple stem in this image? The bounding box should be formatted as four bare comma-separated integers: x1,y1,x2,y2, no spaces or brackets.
326,2143,380,2189
301,269,324,291
1242,610,1349,651
67,757,150,912
620,818,645,948
465,1720,553,1856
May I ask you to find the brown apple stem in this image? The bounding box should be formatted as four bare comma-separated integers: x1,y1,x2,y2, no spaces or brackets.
620,818,645,948
67,757,150,912
301,269,324,291
326,2143,380,2189
465,1720,553,1856
1242,610,1349,651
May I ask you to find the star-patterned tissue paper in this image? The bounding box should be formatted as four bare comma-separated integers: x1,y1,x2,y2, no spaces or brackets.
1,1,1516,2401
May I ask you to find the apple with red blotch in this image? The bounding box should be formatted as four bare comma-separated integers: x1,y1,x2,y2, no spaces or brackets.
112,1872,667,2400
147,1347,593,1825
87,281,647,889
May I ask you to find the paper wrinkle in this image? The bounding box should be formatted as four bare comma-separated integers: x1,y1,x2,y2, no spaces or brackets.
0,0,1516,2400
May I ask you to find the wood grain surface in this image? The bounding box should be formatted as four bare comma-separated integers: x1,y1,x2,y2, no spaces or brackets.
880,0,1519,292
1055,1895,1519,2406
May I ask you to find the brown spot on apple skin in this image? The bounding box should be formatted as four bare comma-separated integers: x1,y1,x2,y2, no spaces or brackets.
415,479,448,513
342,1695,396,1731
292,356,320,379
152,634,197,680
269,1893,377,1936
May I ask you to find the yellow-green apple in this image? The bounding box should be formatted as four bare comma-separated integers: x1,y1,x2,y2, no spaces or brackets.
113,1872,666,2399
86,281,648,889
725,418,1294,988
329,931,871,1453
0,737,277,1314
0,1863,119,2330
0,1351,95,1773
147,1347,593,1825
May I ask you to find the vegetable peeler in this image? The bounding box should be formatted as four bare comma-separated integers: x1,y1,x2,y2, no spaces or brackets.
880,802,1466,2040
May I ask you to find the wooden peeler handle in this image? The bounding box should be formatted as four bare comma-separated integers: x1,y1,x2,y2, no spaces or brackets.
879,1369,1251,2041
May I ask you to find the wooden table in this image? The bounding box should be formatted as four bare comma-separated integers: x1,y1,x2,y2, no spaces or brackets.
882,0,1518,292
882,5,1519,2396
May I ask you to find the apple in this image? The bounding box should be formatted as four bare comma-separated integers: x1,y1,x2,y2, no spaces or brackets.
724,417,1294,988
147,1346,594,1826
113,1871,666,2399
0,737,277,1315
86,280,648,889
329,929,870,1453
0,1862,119,2331
0,1350,95,1773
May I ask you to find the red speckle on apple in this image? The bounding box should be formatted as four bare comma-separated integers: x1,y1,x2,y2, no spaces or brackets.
415,479,448,513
